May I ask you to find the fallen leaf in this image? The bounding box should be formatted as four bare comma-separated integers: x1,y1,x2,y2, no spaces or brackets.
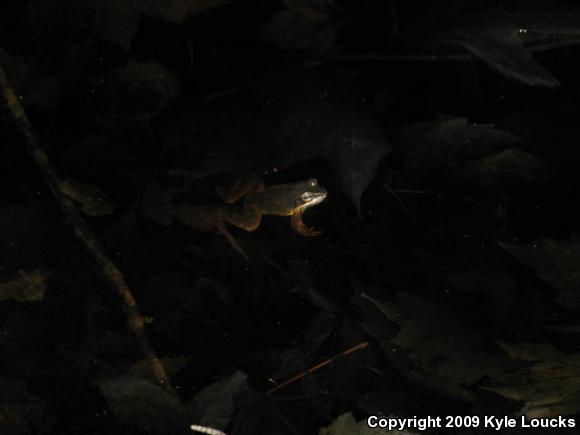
144,0,227,24
7,53,61,111
456,147,553,187
0,270,48,302
499,236,580,310
101,61,181,116
319,412,420,435
0,378,48,435
485,341,580,418
73,0,226,50
96,376,191,434
359,292,511,386
400,117,522,176
187,371,248,431
259,0,343,53
418,2,580,87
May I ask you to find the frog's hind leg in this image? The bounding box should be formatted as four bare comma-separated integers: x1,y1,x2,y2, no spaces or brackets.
225,173,265,204
215,222,249,261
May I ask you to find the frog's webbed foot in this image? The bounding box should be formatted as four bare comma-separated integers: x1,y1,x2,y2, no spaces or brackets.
215,222,249,261
225,173,265,204
290,211,322,237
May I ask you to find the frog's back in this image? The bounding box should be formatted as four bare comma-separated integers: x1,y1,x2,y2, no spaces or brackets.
245,184,299,216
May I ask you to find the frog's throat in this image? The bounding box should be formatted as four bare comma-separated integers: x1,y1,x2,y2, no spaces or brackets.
297,194,326,211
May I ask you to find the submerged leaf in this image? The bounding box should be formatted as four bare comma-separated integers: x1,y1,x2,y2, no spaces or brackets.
0,378,47,435
419,3,580,87
319,412,419,435
259,0,342,53
0,270,48,302
360,292,511,386
499,237,580,310
96,376,191,434
445,28,559,88
401,118,521,168
457,147,553,187
486,341,580,418
187,371,248,431
100,61,181,116
74,0,225,49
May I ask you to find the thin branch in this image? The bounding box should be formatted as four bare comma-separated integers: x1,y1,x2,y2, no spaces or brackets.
208,37,580,63
0,63,175,395
268,342,369,394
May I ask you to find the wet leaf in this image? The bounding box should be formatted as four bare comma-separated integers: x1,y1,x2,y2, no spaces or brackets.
319,412,419,435
421,2,580,87
101,61,181,116
187,370,248,431
499,237,580,310
456,148,553,188
0,378,48,435
360,292,511,386
259,0,343,53
96,376,191,434
400,117,522,175
0,270,48,302
485,341,580,418
74,0,226,50
8,54,61,111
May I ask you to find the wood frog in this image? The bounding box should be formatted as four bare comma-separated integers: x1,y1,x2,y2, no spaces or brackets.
142,174,327,259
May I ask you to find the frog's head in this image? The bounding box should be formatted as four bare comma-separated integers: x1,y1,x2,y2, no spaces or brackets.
247,178,327,216
294,179,327,211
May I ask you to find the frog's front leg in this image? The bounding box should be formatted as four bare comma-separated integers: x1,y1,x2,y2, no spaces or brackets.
290,210,322,237
224,174,265,204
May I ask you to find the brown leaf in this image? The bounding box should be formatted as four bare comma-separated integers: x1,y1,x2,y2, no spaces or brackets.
361,292,511,386
457,148,553,187
144,0,227,23
485,341,580,418
499,236,580,310
401,117,523,175
258,0,342,53
0,270,48,302
102,61,181,116
0,378,48,435
319,412,418,435
74,0,225,50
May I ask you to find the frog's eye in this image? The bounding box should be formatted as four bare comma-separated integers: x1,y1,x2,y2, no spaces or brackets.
307,179,317,187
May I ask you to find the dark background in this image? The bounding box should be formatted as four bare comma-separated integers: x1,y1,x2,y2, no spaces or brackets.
1,0,580,434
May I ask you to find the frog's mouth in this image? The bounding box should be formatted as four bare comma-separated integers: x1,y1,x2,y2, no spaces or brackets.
297,190,327,210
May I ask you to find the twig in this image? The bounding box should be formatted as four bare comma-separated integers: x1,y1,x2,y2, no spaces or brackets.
0,63,175,395
212,49,469,62
209,37,580,62
268,342,369,394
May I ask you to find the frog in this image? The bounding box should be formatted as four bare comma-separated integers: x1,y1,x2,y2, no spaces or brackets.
141,174,327,260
